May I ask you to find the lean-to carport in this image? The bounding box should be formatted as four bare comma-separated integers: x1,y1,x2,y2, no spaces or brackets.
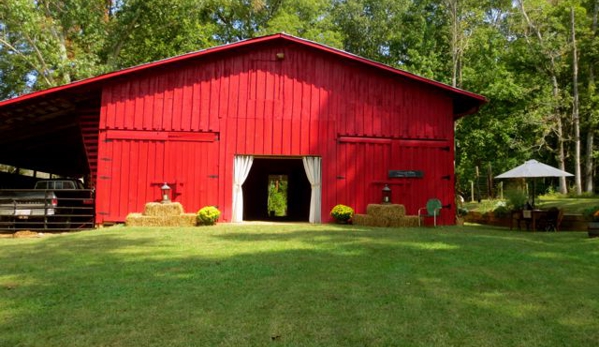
0,87,101,231
0,87,101,184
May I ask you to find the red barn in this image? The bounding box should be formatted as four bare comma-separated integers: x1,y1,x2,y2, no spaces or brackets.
0,33,486,225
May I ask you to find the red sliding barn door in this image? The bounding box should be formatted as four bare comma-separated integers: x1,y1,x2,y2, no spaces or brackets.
336,140,392,215
163,138,220,214
96,131,219,223
395,142,454,225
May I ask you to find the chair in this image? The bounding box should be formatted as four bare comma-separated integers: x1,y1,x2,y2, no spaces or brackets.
542,207,564,232
418,199,442,227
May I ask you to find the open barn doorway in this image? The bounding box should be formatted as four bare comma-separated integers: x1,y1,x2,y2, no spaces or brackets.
243,158,311,222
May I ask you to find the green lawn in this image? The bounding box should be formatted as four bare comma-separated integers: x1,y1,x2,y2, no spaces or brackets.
464,195,599,215
1,224,597,347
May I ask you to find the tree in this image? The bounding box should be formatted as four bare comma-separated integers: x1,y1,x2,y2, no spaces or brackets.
571,7,581,195
583,0,599,192
105,0,217,69
0,0,114,92
514,0,570,193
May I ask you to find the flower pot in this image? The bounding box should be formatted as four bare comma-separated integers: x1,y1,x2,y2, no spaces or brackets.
587,222,599,238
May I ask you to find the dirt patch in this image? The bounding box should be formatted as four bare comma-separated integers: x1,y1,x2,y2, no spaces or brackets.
9,230,42,238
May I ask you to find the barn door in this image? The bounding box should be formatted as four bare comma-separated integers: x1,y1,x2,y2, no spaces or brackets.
395,143,454,225
164,138,219,213
336,140,392,215
96,131,219,223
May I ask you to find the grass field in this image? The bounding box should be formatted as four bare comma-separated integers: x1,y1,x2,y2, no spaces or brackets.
1,224,597,346
464,195,599,214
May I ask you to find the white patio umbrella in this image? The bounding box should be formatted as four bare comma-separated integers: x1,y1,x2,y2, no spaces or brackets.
495,159,573,207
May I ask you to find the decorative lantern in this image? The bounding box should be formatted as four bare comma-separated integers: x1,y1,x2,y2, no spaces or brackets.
161,183,171,203
382,184,392,204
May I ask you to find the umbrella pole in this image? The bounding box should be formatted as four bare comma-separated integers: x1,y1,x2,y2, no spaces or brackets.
532,178,536,210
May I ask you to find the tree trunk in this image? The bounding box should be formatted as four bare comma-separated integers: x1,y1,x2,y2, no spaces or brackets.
584,1,598,193
571,8,581,195
553,74,568,194
446,0,459,88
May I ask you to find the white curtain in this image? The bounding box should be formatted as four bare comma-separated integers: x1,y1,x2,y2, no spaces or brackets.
232,155,254,223
302,156,322,223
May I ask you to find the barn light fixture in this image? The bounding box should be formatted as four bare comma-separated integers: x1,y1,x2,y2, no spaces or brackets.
276,52,285,60
161,183,171,203
382,184,392,204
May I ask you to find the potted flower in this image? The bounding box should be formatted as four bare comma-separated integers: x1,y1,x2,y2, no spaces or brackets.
583,206,599,238
330,204,354,224
197,206,221,226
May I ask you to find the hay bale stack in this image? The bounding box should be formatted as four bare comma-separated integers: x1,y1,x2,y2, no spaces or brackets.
353,214,389,227
143,202,184,216
371,217,390,227
389,216,420,227
126,213,197,227
353,204,419,228
366,204,406,220
352,214,372,226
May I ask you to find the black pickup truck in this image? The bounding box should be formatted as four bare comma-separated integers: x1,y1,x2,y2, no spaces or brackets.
0,179,94,230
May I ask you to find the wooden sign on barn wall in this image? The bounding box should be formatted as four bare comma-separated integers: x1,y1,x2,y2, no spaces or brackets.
388,170,424,178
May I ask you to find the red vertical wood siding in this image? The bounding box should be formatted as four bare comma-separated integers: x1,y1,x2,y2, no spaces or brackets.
98,41,458,224
95,130,218,222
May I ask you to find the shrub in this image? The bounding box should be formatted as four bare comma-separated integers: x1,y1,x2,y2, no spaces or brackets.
197,206,221,225
493,205,510,219
582,206,599,221
457,207,469,217
330,204,354,223
504,187,528,210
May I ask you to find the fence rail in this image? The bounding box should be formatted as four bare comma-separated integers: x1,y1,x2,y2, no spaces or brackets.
0,189,95,232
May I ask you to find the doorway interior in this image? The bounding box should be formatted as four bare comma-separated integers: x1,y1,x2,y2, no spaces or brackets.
242,157,311,222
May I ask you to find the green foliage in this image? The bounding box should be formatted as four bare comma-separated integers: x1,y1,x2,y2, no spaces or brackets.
504,188,528,210
493,205,510,219
197,206,221,225
330,204,354,222
457,206,469,217
567,190,596,199
267,178,287,216
582,205,599,221
106,0,217,69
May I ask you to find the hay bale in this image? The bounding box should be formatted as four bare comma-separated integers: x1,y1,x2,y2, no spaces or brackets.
366,204,384,216
178,214,199,227
125,213,145,226
125,213,197,227
143,202,184,216
352,214,372,226
352,214,389,227
371,217,390,227
388,216,420,227
13,230,40,238
366,204,406,219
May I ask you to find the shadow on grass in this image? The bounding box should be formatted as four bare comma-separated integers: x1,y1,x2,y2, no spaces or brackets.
0,226,597,347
